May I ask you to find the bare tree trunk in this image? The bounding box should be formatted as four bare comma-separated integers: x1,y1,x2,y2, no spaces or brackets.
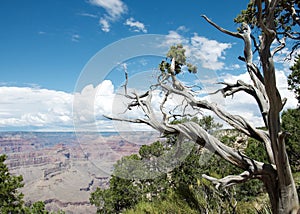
201,0,300,211
105,1,299,213
256,1,299,212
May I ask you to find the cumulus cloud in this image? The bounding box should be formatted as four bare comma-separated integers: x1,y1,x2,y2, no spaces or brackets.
89,0,127,20
161,30,189,47
0,81,158,131
0,81,120,131
176,25,189,32
0,87,73,131
99,18,110,32
73,80,156,132
124,18,147,33
161,31,232,70
73,80,115,124
1,68,297,132
224,63,241,70
190,34,232,70
74,70,297,131
87,0,149,33
88,0,127,32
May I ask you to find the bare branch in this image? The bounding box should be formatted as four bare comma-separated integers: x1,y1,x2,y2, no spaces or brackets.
201,14,271,130
286,1,300,26
271,37,286,57
160,74,276,164
104,114,149,125
202,171,252,189
216,80,255,97
285,32,300,40
256,0,276,39
215,79,269,126
106,75,271,175
101,1,300,211
160,91,169,123
202,15,253,63
251,34,260,54
201,15,243,39
159,81,267,142
122,63,128,95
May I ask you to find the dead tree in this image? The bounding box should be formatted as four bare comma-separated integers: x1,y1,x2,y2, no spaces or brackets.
105,1,299,213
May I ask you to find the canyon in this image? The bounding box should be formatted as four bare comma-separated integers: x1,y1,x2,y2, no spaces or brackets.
0,131,160,213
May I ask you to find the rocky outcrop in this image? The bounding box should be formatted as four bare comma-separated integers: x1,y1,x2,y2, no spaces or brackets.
44,198,91,207
44,161,70,179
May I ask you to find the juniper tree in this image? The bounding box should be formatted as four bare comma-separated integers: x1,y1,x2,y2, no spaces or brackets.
105,1,300,213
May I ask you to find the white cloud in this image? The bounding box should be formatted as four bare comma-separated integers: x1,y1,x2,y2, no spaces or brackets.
1,67,297,132
78,12,98,18
0,87,73,131
0,82,119,131
224,63,241,70
99,18,110,32
190,34,232,70
124,18,147,33
87,0,149,33
89,0,127,20
72,80,155,132
0,81,159,132
73,80,121,131
176,25,189,32
71,34,80,42
161,31,232,70
88,0,127,32
95,80,115,115
162,30,189,47
276,69,298,108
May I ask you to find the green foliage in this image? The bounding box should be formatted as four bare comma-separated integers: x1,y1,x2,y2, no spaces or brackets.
293,172,300,199
90,144,171,213
159,44,197,75
244,138,269,163
90,117,268,213
234,0,300,34
281,108,300,172
171,116,223,132
90,164,143,213
187,63,197,74
288,54,300,103
197,116,223,132
23,201,51,214
124,190,199,214
234,2,256,28
90,116,267,213
0,154,59,214
166,44,186,65
202,135,265,203
30,201,46,213
139,141,164,159
234,138,265,202
0,154,24,213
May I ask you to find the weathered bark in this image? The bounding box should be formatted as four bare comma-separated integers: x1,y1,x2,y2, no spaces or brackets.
201,1,300,212
104,1,299,213
257,1,299,213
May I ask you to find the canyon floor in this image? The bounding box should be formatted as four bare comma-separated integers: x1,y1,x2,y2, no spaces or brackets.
0,131,160,213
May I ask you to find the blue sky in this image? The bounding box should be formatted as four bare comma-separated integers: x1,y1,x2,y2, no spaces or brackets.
0,0,297,131
0,0,248,92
